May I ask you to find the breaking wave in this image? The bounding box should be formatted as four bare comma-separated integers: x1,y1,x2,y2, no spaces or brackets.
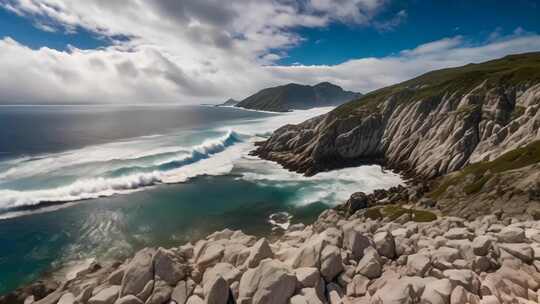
0,131,243,210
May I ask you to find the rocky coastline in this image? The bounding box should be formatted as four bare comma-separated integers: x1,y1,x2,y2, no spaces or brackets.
5,181,540,304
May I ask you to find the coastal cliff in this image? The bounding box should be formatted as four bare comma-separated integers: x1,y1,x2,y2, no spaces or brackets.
252,53,540,178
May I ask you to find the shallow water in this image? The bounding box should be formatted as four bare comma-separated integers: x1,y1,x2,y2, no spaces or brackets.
0,105,402,294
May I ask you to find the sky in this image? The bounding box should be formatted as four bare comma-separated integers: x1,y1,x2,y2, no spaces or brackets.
0,0,539,104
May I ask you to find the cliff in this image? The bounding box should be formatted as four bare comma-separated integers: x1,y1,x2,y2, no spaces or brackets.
236,82,361,112
253,52,540,178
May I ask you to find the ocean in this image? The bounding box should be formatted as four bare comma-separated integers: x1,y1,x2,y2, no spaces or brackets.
0,105,402,294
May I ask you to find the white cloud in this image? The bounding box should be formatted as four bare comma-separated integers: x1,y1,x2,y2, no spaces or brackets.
0,0,539,104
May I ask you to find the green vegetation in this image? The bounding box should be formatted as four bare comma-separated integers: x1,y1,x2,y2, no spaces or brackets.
332,52,540,118
363,205,437,222
430,140,540,198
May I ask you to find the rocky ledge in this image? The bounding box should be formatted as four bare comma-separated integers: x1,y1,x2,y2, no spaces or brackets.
6,202,540,304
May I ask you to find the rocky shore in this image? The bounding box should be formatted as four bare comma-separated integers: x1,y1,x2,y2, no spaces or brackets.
5,190,540,304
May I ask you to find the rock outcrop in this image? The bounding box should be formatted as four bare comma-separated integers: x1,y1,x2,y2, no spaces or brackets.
8,205,540,304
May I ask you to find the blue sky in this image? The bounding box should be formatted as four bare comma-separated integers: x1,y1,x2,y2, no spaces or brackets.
0,0,540,104
280,0,540,65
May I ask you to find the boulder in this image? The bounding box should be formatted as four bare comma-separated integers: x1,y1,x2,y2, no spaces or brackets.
204,263,241,285
145,280,172,304
186,295,205,304
203,275,229,304
355,247,382,279
472,236,493,256
291,234,326,269
406,253,431,277
444,228,474,240
113,295,143,304
57,293,75,304
88,286,121,304
443,269,480,293
120,248,155,297
344,192,370,215
135,280,153,303
373,231,396,259
196,244,225,271
244,238,273,269
370,279,416,304
420,279,452,304
171,280,194,304
346,275,369,297
497,227,526,243
320,245,343,282
295,268,320,288
343,222,373,259
153,247,186,286
498,243,533,263
238,259,296,304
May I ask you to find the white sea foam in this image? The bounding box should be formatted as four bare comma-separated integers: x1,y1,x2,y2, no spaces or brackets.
0,106,403,214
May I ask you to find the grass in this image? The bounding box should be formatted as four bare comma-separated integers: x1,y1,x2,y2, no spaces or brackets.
363,205,437,222
430,140,540,198
331,52,540,119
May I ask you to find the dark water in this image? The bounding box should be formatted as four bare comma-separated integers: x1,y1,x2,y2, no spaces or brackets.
0,105,271,160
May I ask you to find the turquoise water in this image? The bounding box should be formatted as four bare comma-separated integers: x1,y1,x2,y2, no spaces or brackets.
0,105,402,295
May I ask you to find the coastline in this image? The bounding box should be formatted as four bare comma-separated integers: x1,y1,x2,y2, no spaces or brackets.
4,180,540,304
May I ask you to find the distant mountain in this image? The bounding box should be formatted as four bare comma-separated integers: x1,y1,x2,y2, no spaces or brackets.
235,82,361,112
217,98,239,107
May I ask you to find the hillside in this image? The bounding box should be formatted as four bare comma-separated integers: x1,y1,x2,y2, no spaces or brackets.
235,82,361,112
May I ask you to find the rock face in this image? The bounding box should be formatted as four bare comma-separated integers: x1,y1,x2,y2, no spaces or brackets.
252,53,540,179
236,82,361,112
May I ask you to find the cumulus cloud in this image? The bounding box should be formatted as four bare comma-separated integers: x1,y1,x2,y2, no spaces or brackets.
0,0,539,104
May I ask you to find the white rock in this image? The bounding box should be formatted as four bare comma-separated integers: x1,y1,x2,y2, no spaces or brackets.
370,279,415,304
88,286,120,304
320,245,343,282
114,295,143,304
498,243,533,263
203,275,229,304
244,238,273,269
420,279,452,304
295,268,320,288
443,269,480,294
186,295,205,304
154,247,185,286
120,248,154,297
355,247,382,279
57,293,75,304
346,275,369,297
497,227,526,243
343,222,373,259
406,253,430,277
444,228,474,240
238,259,296,304
472,236,493,256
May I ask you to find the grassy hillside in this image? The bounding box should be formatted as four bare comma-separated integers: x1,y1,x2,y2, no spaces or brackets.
430,140,540,198
333,52,540,118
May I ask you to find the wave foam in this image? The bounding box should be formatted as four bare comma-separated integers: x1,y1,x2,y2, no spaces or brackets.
0,131,244,210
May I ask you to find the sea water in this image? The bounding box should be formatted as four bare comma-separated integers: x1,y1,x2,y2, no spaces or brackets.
0,105,402,294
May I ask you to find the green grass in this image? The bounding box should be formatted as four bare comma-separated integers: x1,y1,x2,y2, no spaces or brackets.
362,205,437,222
332,52,540,119
430,140,540,198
